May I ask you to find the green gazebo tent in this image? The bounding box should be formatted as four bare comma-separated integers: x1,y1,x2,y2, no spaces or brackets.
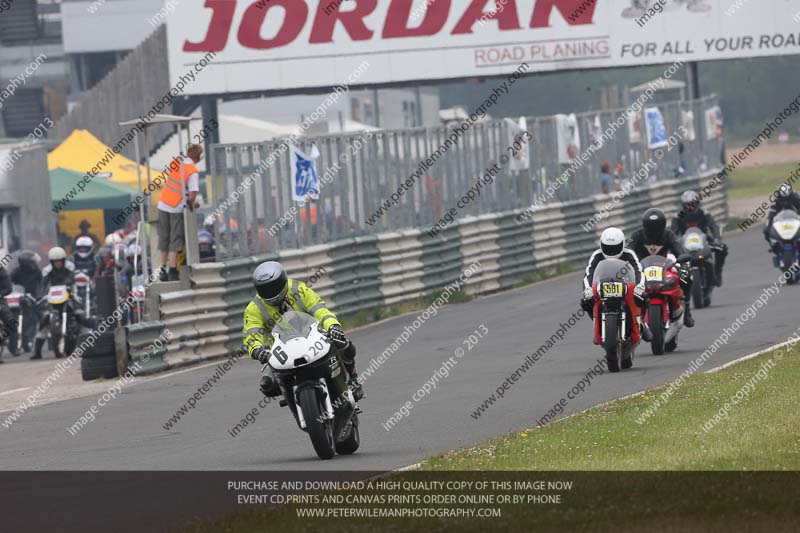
50,167,138,211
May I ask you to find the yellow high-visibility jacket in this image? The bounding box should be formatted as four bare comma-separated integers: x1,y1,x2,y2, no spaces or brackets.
242,279,340,358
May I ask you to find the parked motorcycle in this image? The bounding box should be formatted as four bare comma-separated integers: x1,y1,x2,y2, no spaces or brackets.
591,258,641,372
682,227,714,308
74,271,94,318
45,285,78,359
4,284,34,355
768,209,800,284
642,255,687,355
264,311,360,460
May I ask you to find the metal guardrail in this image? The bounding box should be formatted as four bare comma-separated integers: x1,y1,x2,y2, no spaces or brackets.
127,170,727,375
208,96,722,258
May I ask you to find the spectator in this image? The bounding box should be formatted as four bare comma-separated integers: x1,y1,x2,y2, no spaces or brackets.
75,220,101,249
157,144,201,282
600,162,613,194
674,142,688,177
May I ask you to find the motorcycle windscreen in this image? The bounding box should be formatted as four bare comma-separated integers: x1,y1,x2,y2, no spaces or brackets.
271,310,318,342
641,255,668,282
592,258,635,284
773,210,800,241
683,227,706,252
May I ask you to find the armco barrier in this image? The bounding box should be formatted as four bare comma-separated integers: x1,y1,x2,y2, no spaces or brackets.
126,171,727,374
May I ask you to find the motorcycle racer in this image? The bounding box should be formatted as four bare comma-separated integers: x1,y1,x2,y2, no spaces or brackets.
582,227,652,342
72,236,97,276
671,190,727,286
764,184,800,252
629,209,695,328
242,261,363,401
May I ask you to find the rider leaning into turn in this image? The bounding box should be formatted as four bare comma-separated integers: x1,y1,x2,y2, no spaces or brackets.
671,190,728,287
242,261,363,401
763,183,800,251
628,208,695,328
581,227,652,342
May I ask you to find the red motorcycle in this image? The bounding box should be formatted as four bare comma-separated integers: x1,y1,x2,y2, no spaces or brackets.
641,254,688,355
591,258,642,372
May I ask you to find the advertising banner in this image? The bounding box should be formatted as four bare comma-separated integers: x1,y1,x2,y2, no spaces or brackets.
167,0,800,95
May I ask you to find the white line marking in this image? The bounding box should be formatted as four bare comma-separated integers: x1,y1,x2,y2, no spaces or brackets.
0,387,31,397
705,339,797,373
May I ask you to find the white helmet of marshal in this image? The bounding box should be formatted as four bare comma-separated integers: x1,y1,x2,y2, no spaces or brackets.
600,227,625,259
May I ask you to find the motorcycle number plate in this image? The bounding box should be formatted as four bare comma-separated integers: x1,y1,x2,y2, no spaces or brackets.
780,222,799,232
686,236,702,246
601,282,624,298
644,266,663,281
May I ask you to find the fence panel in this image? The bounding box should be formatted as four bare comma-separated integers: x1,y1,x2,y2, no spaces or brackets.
209,96,722,260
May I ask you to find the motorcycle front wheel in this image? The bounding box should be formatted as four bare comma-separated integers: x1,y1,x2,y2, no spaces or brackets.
297,387,336,460
604,313,621,373
648,303,665,355
691,270,705,309
784,250,797,284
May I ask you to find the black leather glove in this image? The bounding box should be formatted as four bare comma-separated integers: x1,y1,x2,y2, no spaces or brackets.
253,347,270,364
678,264,691,286
328,325,348,346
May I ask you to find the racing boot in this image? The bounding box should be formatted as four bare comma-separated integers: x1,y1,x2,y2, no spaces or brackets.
30,338,45,360
683,301,695,328
342,356,364,401
259,374,282,398
639,318,653,342
159,265,169,282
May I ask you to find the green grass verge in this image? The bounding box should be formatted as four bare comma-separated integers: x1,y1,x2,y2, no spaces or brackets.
424,342,800,471
179,344,800,533
727,162,800,200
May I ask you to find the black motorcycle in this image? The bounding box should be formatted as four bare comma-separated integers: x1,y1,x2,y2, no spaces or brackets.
682,227,715,308
264,311,360,460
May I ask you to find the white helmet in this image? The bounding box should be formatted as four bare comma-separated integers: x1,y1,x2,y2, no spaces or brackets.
74,236,95,259
777,183,792,198
105,233,122,245
48,246,67,262
600,227,625,259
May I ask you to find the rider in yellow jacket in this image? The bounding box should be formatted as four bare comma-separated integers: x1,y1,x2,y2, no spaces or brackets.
242,261,362,400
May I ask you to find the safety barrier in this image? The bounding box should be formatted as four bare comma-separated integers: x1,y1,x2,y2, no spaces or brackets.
126,171,727,374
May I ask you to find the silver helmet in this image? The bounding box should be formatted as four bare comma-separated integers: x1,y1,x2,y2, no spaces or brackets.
253,261,288,305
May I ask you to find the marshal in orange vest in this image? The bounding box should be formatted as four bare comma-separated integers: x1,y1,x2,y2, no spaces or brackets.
161,158,199,208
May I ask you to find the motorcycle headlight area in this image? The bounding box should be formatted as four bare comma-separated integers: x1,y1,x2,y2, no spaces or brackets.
601,282,625,298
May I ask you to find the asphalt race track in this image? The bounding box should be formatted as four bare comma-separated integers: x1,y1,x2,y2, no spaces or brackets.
1,228,797,471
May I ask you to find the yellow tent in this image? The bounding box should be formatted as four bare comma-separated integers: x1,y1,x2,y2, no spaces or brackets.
48,130,160,245
47,129,158,189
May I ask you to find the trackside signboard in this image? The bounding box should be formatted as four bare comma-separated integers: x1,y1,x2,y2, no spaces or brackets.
167,0,800,95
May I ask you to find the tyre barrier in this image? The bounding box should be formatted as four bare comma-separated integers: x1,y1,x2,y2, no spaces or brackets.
126,170,727,375
78,330,118,381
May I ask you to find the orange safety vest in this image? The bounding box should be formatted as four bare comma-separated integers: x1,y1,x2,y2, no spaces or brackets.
299,206,318,224
161,158,198,208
